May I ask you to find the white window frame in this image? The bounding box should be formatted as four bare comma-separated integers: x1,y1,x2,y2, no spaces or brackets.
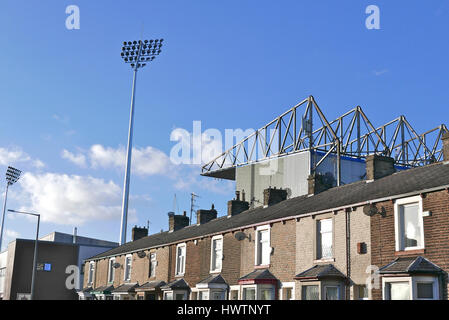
279,282,295,300
175,243,186,276
317,218,333,260
87,261,95,286
382,277,412,300
323,285,340,300
241,285,257,300
124,254,132,281
412,276,439,300
394,196,425,252
229,285,240,300
255,225,271,266
210,235,223,273
108,258,115,283
149,253,157,278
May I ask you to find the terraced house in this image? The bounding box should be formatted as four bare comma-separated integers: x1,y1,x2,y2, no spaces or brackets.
80,99,449,300
79,133,449,300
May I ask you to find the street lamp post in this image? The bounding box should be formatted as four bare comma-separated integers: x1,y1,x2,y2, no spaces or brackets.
119,39,164,245
8,209,40,301
0,166,22,251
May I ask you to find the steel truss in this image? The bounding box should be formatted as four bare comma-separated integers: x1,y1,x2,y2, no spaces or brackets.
201,96,448,183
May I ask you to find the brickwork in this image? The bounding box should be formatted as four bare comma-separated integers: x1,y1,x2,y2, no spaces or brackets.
370,190,449,300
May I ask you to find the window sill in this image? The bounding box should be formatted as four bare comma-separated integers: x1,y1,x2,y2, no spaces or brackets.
254,264,270,269
314,258,335,264
210,269,222,274
395,249,425,256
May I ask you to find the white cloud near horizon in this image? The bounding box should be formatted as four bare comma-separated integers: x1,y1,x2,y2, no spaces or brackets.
18,172,127,225
0,147,45,169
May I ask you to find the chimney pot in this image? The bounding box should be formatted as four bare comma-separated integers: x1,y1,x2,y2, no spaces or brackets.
365,154,395,180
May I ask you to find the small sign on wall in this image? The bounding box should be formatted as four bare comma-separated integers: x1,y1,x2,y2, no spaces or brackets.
37,263,52,272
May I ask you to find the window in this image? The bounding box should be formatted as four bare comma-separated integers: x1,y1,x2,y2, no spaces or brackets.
255,226,271,266
243,287,256,300
260,287,274,300
124,255,132,281
395,196,424,251
302,285,319,300
355,285,368,300
386,281,410,300
324,286,339,300
383,276,439,300
282,287,293,300
229,287,239,300
199,291,209,300
164,292,173,300
317,218,333,259
176,243,186,276
87,262,95,285
210,236,223,272
149,253,157,278
108,258,115,283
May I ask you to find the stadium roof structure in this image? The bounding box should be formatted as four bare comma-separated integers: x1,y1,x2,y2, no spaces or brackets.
201,95,448,181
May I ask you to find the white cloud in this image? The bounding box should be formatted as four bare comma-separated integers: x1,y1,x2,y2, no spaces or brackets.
5,229,20,240
0,147,45,169
64,144,177,177
373,69,389,76
18,172,124,225
61,149,87,167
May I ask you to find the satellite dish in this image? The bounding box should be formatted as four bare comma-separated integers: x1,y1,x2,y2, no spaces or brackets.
234,232,247,241
112,263,121,269
137,251,146,258
363,204,386,217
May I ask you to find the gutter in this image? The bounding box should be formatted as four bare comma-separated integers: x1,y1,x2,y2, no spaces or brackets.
86,183,449,262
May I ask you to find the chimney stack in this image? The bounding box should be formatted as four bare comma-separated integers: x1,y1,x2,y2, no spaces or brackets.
169,212,189,232
442,132,449,161
132,225,148,241
227,191,249,217
307,172,335,195
263,187,287,206
365,154,395,180
196,204,218,225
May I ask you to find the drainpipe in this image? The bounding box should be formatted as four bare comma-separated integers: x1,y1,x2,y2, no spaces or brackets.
345,208,351,300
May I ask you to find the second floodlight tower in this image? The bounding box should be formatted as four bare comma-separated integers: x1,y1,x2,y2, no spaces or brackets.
119,38,163,245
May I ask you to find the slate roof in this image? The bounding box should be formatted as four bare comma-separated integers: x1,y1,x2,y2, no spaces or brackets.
198,274,228,285
135,280,166,291
295,264,347,280
161,278,190,290
88,161,449,261
239,269,277,281
91,285,114,294
379,256,443,274
112,283,139,293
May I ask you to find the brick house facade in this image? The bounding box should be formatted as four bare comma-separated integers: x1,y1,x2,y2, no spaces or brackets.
81,146,449,300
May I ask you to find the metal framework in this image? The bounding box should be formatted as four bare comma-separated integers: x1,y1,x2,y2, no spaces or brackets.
201,96,448,181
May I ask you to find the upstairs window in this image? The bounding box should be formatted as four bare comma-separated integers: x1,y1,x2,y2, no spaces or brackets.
317,218,333,259
87,262,95,285
210,236,223,272
124,255,132,281
256,226,271,266
149,253,157,278
176,244,186,276
395,196,424,251
108,258,115,283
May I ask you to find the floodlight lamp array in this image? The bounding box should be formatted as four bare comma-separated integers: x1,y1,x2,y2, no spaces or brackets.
120,39,164,69
5,166,21,185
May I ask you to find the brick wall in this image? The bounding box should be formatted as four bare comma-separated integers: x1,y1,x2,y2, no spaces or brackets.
370,190,449,300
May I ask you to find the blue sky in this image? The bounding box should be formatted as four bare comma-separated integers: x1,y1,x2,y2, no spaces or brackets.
0,0,448,248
